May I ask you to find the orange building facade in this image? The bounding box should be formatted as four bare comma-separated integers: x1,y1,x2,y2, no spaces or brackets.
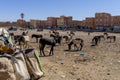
0,22,12,27
57,16,72,27
112,16,120,27
28,13,118,29
85,17,95,29
47,17,58,28
30,20,38,27
30,19,47,28
95,13,112,28
1,13,120,29
72,20,81,27
17,19,26,27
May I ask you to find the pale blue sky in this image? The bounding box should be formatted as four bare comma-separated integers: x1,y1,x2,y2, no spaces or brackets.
0,0,120,21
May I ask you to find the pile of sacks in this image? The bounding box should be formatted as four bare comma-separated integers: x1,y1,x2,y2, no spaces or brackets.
0,28,44,80
0,49,44,80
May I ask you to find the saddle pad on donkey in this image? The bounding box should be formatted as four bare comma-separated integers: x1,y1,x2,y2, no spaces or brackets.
23,36,30,42
0,45,14,54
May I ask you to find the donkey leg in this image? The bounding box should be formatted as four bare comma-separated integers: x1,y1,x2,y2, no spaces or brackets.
49,47,52,56
95,41,97,45
39,43,42,56
40,47,43,56
80,43,83,51
39,44,46,56
42,45,46,56
26,41,29,48
41,48,45,56
19,42,24,50
51,46,54,55
68,44,72,50
24,41,27,49
74,44,78,51
49,46,54,56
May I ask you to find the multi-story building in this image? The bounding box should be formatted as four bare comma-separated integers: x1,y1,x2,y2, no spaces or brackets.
30,19,47,28
0,21,12,27
95,13,112,28
11,22,17,27
112,16,120,26
72,20,81,27
79,20,86,27
47,17,58,27
17,19,26,27
57,16,72,27
85,17,95,29
37,20,47,28
2,13,120,30
30,20,38,27
67,16,72,27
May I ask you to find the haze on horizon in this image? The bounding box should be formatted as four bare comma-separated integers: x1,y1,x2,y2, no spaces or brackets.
0,0,120,22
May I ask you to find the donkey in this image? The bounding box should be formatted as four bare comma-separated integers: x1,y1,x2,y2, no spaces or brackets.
50,34,62,45
14,35,30,50
31,34,43,43
70,31,75,36
91,36,101,46
104,32,108,36
39,36,56,56
52,30,59,36
107,36,116,42
63,35,73,43
68,38,84,51
99,35,105,41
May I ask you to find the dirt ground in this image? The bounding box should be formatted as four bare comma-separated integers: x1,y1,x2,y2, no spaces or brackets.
11,29,120,80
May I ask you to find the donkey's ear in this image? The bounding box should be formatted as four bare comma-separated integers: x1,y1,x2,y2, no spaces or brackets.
25,48,34,54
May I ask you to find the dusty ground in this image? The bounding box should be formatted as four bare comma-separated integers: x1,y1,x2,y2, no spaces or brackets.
11,29,120,80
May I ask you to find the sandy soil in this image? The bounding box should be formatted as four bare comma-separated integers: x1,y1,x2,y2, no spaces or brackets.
10,29,120,80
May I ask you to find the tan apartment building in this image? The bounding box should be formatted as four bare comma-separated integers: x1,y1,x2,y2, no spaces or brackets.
30,20,38,27
78,21,84,27
72,20,81,27
30,20,47,28
57,16,72,27
79,20,86,27
11,22,18,27
0,21,12,27
85,17,95,29
17,19,26,27
37,20,47,27
47,17,58,27
112,16,120,27
95,13,112,28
